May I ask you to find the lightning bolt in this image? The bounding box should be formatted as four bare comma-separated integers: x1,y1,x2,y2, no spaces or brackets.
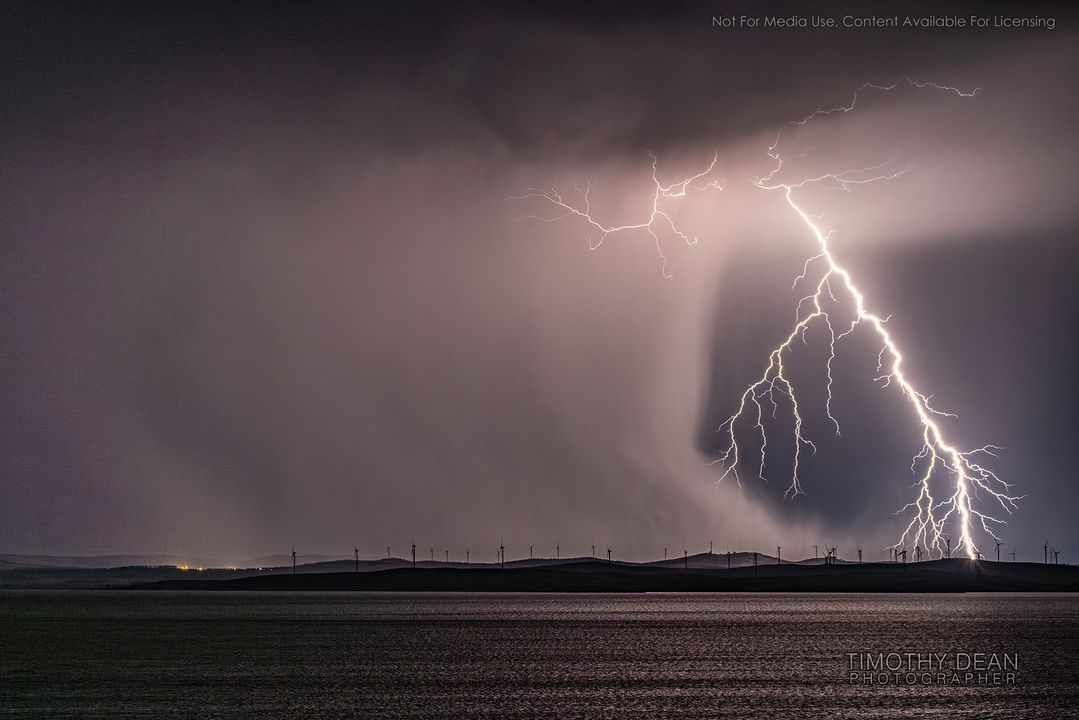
517,76,1021,559
509,152,721,278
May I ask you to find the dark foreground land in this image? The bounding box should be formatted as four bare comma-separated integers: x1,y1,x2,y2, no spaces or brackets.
133,559,1079,593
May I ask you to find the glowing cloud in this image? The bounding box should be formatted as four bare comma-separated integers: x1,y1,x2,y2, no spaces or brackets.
510,152,721,279
519,77,1021,559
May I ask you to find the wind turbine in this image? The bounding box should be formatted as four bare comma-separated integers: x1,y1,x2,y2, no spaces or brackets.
944,535,952,560
292,545,296,575
354,547,359,573
776,546,781,565
1044,540,1049,564
857,546,863,564
995,541,1002,563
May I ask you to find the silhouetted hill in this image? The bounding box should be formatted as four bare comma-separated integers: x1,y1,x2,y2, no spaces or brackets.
0,565,260,589
130,559,1079,593
0,552,344,572
645,551,839,569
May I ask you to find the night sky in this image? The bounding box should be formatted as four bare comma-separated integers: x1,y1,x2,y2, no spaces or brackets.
2,1,1077,562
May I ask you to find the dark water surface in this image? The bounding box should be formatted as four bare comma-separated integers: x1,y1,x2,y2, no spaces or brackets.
1,591,1077,718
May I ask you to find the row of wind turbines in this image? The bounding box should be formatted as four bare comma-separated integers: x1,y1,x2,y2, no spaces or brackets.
284,538,1065,574
886,537,1064,564
276,537,1061,578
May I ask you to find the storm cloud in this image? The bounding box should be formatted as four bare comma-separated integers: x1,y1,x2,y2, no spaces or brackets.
2,1,1077,561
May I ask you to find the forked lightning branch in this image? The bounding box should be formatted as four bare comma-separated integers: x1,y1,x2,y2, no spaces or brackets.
515,78,1021,559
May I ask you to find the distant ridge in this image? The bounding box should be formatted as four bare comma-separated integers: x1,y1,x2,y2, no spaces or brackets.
0,553,346,571
130,559,1079,593
0,550,808,578
3,551,1073,591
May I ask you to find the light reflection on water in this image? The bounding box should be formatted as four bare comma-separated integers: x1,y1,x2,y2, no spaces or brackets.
1,591,1076,718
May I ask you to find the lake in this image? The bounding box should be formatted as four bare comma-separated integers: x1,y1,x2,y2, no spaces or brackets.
2,592,1077,718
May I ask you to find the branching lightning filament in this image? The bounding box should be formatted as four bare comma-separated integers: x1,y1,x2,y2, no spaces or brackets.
518,77,1021,560
509,153,721,278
